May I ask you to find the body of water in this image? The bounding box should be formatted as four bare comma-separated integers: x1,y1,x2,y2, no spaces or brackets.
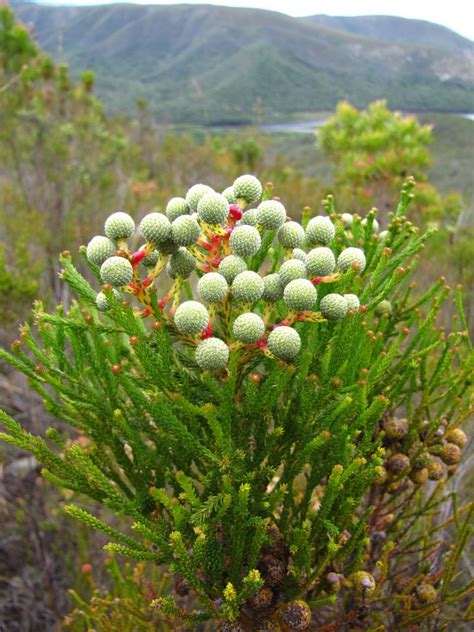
260,113,474,135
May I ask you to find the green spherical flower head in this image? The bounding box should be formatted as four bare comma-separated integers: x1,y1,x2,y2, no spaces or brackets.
174,300,209,335
262,273,283,302
292,248,307,264
195,337,229,370
100,256,133,288
239,209,258,226
337,247,366,272
158,238,179,255
230,225,261,257
233,312,265,343
218,255,247,283
268,326,301,361
344,294,360,311
279,258,307,287
375,299,392,316
198,272,228,303
139,212,172,246
233,174,262,205
197,192,229,225
171,215,200,246
222,186,237,205
306,247,336,277
362,217,380,233
142,249,160,268
185,184,214,213
86,235,116,266
320,293,349,321
166,197,189,221
232,271,264,303
278,221,305,249
341,212,353,227
283,279,317,312
168,248,196,278
95,289,121,312
256,200,287,230
305,216,335,246
104,212,135,241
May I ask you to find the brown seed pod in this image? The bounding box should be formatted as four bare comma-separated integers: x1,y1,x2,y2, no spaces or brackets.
217,621,246,632
415,583,438,604
383,418,408,441
326,572,344,594
258,554,287,587
445,428,467,449
386,453,410,475
410,468,429,485
263,523,289,562
248,587,273,611
174,575,190,597
427,459,445,481
280,600,312,631
440,443,462,465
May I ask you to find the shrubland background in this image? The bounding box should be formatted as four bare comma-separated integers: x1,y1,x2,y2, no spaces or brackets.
0,4,473,630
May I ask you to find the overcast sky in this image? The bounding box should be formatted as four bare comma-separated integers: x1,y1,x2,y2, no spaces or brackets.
42,0,474,39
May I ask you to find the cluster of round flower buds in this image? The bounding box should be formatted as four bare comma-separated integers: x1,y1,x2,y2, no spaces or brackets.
375,415,468,493
84,175,371,372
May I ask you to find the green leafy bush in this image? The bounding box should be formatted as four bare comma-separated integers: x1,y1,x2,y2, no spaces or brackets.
1,177,472,630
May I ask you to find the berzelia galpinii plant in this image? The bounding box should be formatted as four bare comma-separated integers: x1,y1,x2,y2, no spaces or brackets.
1,176,472,630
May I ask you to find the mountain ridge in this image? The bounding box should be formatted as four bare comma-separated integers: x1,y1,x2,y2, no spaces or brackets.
11,3,474,123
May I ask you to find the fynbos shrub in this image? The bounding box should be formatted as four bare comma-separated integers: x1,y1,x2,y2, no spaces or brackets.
1,177,472,630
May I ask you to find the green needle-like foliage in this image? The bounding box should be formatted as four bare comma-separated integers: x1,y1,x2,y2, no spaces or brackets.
1,177,473,631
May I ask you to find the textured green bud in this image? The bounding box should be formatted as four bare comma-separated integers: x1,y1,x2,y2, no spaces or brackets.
165,197,189,221
233,174,262,204
86,235,116,266
239,208,258,226
267,326,301,361
185,183,214,212
337,247,366,272
375,299,392,316
171,215,200,246
341,212,353,227
168,248,196,278
279,259,306,287
139,212,172,246
283,279,317,312
100,256,133,288
280,599,312,630
415,583,437,604
174,300,209,335
142,249,160,268
104,212,135,241
349,571,376,600
197,192,229,225
218,255,247,283
305,216,335,246
306,247,336,277
256,200,287,230
319,293,349,320
362,217,380,233
232,271,264,303
278,221,305,248
262,273,284,302
233,312,265,343
230,225,262,257
95,289,121,312
222,186,237,204
195,337,229,370
344,294,360,311
198,272,228,303
292,248,308,264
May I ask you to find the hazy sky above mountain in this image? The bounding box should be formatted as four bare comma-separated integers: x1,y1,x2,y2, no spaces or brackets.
41,0,474,39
